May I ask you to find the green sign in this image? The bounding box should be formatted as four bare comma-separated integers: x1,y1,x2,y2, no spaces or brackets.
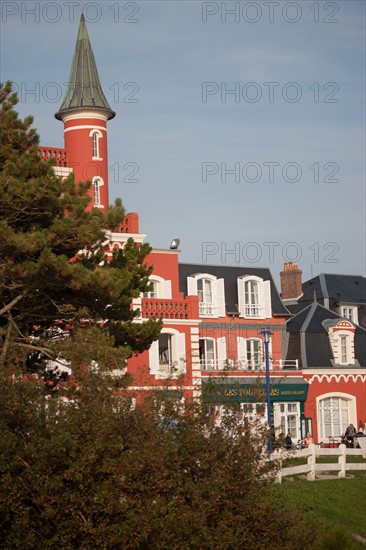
203,383,308,403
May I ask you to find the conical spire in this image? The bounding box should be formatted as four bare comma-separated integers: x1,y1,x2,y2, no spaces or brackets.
55,14,115,120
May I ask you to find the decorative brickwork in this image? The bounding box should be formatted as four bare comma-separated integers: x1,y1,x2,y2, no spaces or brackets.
142,297,199,319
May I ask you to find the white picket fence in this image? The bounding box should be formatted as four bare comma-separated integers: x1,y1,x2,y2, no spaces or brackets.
272,442,366,483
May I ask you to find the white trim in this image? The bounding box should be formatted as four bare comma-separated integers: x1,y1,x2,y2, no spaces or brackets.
141,318,200,326
62,110,109,122
64,125,107,133
54,167,73,177
307,373,366,384
316,393,357,441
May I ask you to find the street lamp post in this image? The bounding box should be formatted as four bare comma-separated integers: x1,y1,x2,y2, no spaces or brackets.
260,328,273,454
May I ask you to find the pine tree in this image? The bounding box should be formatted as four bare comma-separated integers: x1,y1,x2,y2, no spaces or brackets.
0,82,162,374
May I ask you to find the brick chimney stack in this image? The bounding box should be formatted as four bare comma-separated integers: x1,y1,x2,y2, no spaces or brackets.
280,262,303,300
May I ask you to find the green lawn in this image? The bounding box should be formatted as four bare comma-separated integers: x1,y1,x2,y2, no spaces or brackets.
276,478,366,548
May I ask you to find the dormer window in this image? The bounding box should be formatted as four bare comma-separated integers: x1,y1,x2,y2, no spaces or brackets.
325,320,356,366
340,306,358,325
89,129,103,160
197,278,214,316
339,334,352,365
187,274,225,318
237,276,271,319
244,280,259,317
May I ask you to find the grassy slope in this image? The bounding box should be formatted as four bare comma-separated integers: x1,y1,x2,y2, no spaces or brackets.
277,478,366,544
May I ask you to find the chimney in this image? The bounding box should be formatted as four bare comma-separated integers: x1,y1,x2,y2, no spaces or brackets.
280,262,303,300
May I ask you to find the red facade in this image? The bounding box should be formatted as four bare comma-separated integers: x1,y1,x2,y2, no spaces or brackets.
37,15,366,446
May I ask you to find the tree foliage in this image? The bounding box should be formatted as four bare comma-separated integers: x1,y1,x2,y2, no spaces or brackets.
0,83,322,549
0,373,320,550
0,82,162,374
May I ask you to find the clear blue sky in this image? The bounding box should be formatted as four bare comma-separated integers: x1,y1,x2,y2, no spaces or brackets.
1,1,365,286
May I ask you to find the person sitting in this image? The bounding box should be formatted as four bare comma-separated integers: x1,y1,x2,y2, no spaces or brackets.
303,432,314,447
275,432,285,449
285,432,293,450
344,423,357,447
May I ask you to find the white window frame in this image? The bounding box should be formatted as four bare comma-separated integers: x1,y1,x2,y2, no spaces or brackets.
237,275,271,319
317,393,356,441
93,178,101,205
187,274,225,318
330,328,355,365
340,305,358,325
237,336,265,371
199,337,216,370
246,338,263,370
197,278,214,316
199,336,227,370
149,328,186,377
273,402,301,441
240,402,267,430
89,129,103,160
91,176,104,208
142,275,172,299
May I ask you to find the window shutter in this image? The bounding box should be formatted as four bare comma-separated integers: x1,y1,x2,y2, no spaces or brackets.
217,337,227,370
149,340,159,374
263,280,272,318
163,280,172,299
177,333,186,373
237,278,245,318
237,336,247,369
187,276,197,296
216,278,226,317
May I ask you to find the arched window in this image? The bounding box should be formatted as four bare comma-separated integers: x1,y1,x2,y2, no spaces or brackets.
197,278,213,315
237,276,272,319
92,132,99,157
187,274,226,318
89,129,103,159
318,396,351,439
93,178,101,205
143,281,158,299
244,280,259,317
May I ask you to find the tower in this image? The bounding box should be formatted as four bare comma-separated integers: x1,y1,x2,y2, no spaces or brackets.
55,14,115,211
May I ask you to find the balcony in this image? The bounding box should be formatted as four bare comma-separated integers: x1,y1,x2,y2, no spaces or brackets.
200,359,299,371
39,147,68,167
141,297,199,320
199,302,216,316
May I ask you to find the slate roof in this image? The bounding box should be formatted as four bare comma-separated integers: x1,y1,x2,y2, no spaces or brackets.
55,14,115,120
285,301,366,369
285,274,366,322
178,263,290,317
302,274,366,304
